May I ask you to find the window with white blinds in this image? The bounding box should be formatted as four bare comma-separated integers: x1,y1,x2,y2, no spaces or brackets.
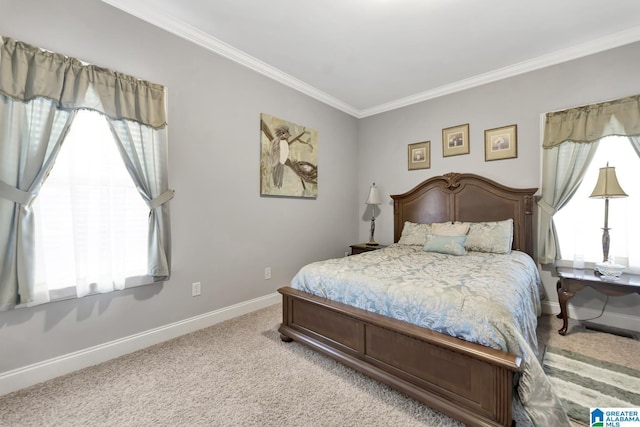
33,109,149,296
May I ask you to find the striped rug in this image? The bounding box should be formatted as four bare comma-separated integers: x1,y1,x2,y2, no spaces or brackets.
542,346,640,425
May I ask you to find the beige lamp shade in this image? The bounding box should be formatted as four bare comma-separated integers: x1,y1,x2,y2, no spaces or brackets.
589,165,628,199
366,183,382,205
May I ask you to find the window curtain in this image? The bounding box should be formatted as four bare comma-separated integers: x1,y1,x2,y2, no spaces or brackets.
0,36,172,309
108,119,173,279
0,95,75,309
630,135,640,157
538,94,640,264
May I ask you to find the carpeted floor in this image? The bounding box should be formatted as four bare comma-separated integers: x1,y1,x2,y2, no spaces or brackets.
0,304,638,427
536,315,640,372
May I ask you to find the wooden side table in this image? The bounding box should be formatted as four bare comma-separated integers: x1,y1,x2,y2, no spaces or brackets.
350,243,387,255
555,267,640,335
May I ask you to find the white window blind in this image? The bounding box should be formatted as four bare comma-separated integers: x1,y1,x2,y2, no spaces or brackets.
33,110,149,297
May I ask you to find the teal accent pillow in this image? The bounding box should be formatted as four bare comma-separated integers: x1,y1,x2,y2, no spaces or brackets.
423,234,468,256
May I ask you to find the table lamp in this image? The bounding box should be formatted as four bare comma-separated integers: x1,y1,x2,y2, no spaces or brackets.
589,163,627,262
366,183,381,246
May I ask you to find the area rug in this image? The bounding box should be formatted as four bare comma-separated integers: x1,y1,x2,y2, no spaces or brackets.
542,346,640,425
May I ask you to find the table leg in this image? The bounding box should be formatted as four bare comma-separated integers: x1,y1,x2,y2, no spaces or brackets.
556,279,575,336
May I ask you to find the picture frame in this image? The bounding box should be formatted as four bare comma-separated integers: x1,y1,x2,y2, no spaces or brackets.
260,113,318,198
484,124,517,161
442,124,470,157
408,141,430,170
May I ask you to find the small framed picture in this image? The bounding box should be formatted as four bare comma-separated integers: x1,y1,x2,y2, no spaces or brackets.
408,141,430,170
442,124,470,157
484,124,517,161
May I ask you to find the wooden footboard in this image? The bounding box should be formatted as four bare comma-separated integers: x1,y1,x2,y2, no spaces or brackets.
278,286,522,427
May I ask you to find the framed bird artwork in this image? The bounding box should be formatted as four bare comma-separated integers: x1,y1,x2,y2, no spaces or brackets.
260,113,318,198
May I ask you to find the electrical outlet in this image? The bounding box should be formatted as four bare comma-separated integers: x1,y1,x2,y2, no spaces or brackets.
264,267,272,280
191,281,201,297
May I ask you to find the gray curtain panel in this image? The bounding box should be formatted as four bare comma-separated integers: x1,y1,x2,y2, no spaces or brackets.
108,119,174,279
537,141,599,264
0,96,75,309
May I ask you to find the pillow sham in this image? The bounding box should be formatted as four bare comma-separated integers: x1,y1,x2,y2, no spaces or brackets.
430,222,470,236
462,219,513,254
423,234,468,256
397,221,432,245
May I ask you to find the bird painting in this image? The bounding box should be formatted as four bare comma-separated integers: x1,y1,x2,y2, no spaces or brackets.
260,114,318,198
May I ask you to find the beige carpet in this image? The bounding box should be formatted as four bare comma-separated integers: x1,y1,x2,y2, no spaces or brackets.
1,304,638,427
537,315,640,371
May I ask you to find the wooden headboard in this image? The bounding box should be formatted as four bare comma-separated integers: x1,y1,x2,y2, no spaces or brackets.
390,172,537,258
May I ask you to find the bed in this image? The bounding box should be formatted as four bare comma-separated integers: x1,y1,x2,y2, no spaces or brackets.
278,173,569,427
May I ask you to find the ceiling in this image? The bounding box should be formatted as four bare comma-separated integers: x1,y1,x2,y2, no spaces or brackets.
103,0,640,118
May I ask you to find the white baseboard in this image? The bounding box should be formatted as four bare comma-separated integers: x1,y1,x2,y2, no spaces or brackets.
542,300,640,331
0,292,281,397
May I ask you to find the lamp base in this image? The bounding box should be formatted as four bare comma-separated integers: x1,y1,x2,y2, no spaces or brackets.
367,215,378,247
601,226,611,263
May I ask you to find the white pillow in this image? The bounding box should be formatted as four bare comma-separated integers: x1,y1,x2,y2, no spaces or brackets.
397,221,432,245
430,222,470,236
462,219,514,254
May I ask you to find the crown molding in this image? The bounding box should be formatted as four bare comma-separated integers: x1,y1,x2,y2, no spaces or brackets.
101,1,640,119
359,26,640,118
101,0,360,117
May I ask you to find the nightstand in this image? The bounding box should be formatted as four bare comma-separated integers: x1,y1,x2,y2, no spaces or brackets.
555,267,640,335
350,243,387,255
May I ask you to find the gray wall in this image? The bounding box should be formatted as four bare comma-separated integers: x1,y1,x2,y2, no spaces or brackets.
1,0,639,376
0,0,359,372
358,42,640,328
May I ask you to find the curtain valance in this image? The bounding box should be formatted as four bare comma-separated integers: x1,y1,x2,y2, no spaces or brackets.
0,36,166,129
543,94,640,148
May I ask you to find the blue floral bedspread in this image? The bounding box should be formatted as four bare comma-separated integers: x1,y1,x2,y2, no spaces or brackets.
291,245,570,426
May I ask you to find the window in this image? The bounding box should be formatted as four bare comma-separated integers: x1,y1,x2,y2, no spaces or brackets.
0,37,171,310
554,136,639,271
33,110,149,298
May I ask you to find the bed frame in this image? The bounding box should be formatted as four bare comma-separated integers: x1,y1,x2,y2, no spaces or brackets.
278,173,537,427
